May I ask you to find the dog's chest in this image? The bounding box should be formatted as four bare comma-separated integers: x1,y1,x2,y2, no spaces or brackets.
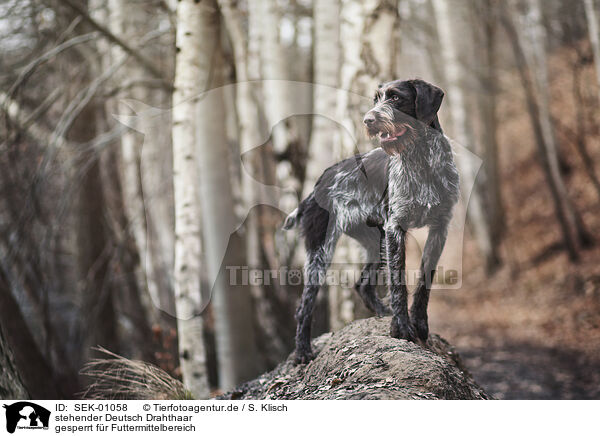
387,158,449,228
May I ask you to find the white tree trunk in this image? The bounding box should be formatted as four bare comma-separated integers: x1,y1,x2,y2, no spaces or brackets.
474,0,504,258
172,0,210,399
301,0,343,332
303,0,340,196
246,1,286,283
194,0,260,391
106,0,154,309
584,0,600,105
257,0,302,211
218,0,288,361
105,0,177,320
259,0,294,151
87,0,168,364
332,0,400,328
431,0,497,269
247,0,262,83
338,0,399,156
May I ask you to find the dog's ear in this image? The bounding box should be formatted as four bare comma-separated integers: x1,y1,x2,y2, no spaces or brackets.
411,80,444,125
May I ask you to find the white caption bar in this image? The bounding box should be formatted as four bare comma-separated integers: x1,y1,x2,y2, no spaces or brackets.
0,400,597,436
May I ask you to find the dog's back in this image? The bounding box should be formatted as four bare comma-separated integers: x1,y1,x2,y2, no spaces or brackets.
284,148,390,245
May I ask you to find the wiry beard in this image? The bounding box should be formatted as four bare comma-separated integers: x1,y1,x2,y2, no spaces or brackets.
364,105,420,156
366,120,418,156
379,124,417,156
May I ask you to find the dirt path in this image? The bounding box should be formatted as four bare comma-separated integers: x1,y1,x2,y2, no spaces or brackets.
427,251,600,400
455,342,600,399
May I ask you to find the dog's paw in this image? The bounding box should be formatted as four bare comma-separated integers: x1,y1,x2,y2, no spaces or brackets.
411,315,429,341
390,317,416,342
294,349,315,365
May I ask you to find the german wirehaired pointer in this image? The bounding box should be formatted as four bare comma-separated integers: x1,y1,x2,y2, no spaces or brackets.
283,79,460,364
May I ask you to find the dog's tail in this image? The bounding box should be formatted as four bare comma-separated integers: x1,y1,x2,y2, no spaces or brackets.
282,207,300,230
283,193,316,230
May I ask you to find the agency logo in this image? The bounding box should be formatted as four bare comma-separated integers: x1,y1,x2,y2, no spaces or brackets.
2,402,50,434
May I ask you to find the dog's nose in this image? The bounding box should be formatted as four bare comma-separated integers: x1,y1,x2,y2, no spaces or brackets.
363,112,376,125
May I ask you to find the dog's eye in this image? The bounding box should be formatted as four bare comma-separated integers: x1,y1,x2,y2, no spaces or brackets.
391,95,400,101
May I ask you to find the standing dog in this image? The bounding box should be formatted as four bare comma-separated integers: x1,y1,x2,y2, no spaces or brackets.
284,79,460,364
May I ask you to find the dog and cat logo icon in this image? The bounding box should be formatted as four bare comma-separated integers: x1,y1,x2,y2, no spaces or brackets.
2,402,50,433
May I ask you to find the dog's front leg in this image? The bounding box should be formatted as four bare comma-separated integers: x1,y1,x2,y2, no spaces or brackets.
410,224,448,340
385,225,415,341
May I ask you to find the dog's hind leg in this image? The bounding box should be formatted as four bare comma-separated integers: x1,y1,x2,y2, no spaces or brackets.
294,230,338,364
355,261,390,316
348,225,390,316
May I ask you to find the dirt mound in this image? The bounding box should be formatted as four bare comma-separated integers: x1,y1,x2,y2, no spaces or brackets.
220,317,489,400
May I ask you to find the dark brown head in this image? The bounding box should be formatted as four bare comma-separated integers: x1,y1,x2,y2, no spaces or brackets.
363,79,444,155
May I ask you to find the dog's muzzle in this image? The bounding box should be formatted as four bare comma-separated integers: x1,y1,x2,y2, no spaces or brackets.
363,109,413,155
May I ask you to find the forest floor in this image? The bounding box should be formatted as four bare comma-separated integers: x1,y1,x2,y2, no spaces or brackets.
428,55,600,399
429,245,600,399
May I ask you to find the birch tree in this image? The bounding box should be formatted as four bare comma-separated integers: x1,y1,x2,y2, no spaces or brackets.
172,0,210,399
298,0,342,331
431,0,499,272
303,0,340,194
584,0,600,105
218,0,289,363
105,0,176,324
258,0,296,150
333,0,400,328
256,0,304,206
194,0,260,391
473,0,505,258
227,0,298,364
338,0,400,157
106,0,149,313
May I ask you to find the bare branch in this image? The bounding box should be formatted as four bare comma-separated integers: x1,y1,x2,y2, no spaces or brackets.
55,0,173,91
0,91,69,149
5,32,98,99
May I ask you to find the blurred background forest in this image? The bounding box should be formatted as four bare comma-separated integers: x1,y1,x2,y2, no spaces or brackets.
1,0,600,400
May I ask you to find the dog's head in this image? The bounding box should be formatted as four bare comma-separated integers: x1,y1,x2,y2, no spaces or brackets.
363,79,444,156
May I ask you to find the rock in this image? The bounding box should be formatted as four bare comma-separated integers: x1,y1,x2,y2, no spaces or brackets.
219,317,490,400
